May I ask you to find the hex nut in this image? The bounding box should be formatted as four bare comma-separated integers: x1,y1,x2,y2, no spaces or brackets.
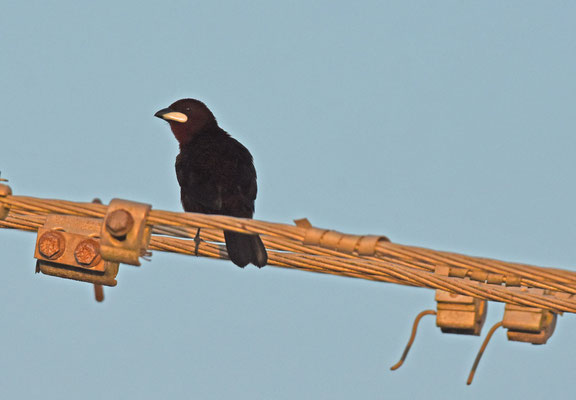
74,239,101,267
38,231,66,259
106,209,134,238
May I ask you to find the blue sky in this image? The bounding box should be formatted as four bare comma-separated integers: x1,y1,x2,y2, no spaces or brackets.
1,1,575,398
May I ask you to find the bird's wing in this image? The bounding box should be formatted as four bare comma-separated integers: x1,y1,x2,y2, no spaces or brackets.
217,148,257,217
237,158,257,202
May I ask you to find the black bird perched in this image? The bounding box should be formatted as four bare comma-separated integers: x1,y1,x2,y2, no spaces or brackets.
155,98,267,268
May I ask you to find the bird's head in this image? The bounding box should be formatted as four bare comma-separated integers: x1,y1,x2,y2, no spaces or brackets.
154,98,217,145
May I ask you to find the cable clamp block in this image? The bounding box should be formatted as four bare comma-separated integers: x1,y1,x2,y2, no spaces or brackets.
35,215,119,286
434,266,487,335
100,198,151,266
503,288,557,344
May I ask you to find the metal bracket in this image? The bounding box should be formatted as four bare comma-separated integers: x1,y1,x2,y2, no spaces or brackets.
100,198,151,266
35,215,119,286
503,293,557,344
466,291,558,385
434,266,488,336
435,290,488,335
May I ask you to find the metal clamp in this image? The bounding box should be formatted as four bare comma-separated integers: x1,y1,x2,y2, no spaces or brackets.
467,291,557,385
435,290,488,335
503,300,557,345
100,198,151,266
35,215,119,286
434,266,488,336
390,283,488,372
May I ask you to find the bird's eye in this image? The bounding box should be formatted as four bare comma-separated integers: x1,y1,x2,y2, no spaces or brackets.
186,107,191,111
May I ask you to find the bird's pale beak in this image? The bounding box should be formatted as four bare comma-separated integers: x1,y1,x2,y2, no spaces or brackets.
154,108,188,123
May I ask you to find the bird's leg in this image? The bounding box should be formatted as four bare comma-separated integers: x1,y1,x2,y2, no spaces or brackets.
193,227,202,256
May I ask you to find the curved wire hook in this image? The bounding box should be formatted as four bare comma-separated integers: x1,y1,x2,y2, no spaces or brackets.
467,321,503,385
390,310,437,371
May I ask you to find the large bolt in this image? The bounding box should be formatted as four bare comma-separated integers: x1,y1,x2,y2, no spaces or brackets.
38,231,66,259
106,209,134,238
74,238,101,267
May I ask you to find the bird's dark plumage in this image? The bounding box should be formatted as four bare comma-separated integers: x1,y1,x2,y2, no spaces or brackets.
155,98,267,268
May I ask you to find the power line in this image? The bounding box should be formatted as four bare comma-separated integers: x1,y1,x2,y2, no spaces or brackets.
1,184,575,312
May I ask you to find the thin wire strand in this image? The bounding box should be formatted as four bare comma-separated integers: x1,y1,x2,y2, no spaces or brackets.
467,321,504,385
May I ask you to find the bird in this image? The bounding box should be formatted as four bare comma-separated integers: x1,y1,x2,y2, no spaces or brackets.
154,98,267,268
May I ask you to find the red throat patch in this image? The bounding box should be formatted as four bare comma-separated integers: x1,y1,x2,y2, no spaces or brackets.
169,122,193,146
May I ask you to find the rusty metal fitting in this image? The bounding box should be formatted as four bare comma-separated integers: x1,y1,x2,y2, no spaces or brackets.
105,209,134,238
74,238,102,267
434,266,487,335
35,215,119,286
0,183,12,220
38,230,66,260
435,290,488,335
503,302,557,344
100,198,151,266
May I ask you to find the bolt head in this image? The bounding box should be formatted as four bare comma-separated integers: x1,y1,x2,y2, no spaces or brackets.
74,239,101,267
38,231,66,259
0,183,12,197
106,209,134,238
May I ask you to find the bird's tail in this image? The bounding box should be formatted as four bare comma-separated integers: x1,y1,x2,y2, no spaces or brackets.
224,231,268,268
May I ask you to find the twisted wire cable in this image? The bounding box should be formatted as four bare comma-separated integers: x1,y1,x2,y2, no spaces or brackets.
2,193,576,312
